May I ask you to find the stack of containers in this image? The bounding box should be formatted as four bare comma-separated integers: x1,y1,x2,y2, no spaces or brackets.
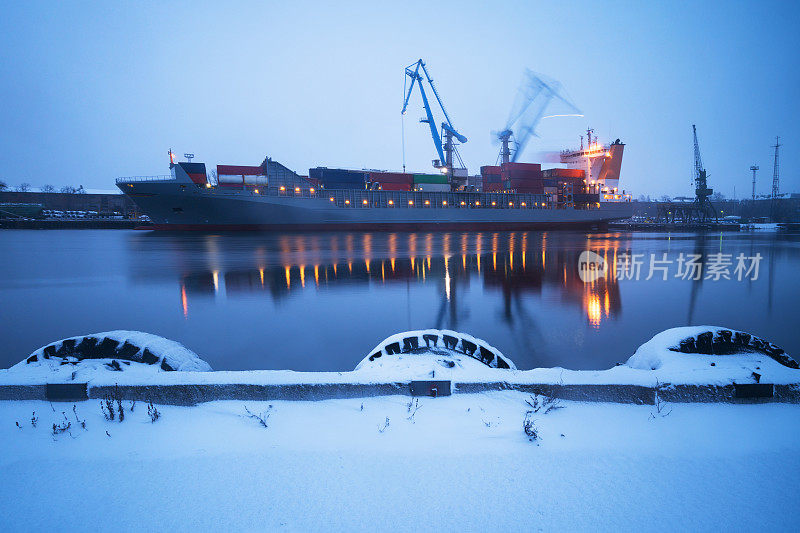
480,165,503,192
310,168,368,190
413,173,450,192
501,162,542,193
367,171,413,191
542,168,586,194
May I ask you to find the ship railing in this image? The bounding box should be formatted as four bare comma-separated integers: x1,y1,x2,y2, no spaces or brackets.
116,175,174,184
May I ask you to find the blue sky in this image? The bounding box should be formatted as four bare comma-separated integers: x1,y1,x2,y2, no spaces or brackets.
1,1,798,197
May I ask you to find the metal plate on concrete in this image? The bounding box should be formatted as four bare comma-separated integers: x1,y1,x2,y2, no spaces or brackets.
46,383,88,401
409,380,451,397
734,383,774,399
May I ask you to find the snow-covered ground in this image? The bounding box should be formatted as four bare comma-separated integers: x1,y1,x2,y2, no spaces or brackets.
1,392,798,531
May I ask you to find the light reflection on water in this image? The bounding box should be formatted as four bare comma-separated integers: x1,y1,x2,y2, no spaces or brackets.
171,232,623,334
0,229,798,372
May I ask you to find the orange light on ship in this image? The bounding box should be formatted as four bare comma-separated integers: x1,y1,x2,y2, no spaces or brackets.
279,186,286,191
508,202,513,207
408,200,414,206
424,200,430,205
345,199,350,205
491,201,496,206
388,200,394,205
254,189,259,194
294,187,301,193
475,201,480,206
362,199,368,205
310,188,315,194
329,197,335,202
521,202,526,207
460,201,465,205
442,200,447,206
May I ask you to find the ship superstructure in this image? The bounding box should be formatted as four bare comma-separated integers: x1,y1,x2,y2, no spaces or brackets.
560,129,627,202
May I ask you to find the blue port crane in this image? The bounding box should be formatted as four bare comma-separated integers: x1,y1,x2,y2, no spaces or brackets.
401,59,467,171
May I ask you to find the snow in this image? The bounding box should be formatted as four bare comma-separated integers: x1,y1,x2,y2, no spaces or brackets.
741,222,780,231
0,392,798,530
357,328,517,370
624,325,799,384
6,330,211,383
1,326,799,529
1,327,798,389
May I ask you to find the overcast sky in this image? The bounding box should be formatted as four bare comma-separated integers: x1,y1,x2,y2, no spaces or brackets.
1,1,798,198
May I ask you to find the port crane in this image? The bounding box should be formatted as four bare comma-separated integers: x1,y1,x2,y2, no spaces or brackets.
401,59,467,175
496,71,581,165
690,124,717,221
656,125,717,223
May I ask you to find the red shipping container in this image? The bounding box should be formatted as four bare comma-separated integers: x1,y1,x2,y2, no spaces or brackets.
483,183,506,192
379,182,412,191
369,172,413,184
501,162,541,172
217,165,263,176
542,168,585,179
480,165,502,176
508,175,543,185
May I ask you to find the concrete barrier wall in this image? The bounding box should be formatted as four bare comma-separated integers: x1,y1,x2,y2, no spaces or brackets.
1,380,798,405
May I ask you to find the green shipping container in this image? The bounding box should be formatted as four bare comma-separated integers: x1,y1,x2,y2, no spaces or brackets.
413,173,448,184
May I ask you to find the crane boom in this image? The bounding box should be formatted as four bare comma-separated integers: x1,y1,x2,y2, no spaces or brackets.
402,59,467,169
693,124,704,182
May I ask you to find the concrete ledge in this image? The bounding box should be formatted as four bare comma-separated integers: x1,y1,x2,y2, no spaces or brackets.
0,385,46,401
456,382,656,404
1,381,798,405
89,382,409,406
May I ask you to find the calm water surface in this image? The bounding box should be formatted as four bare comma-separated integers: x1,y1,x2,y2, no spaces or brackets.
1,229,798,371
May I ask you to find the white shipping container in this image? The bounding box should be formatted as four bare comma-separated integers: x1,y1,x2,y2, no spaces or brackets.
416,183,451,192
218,174,268,185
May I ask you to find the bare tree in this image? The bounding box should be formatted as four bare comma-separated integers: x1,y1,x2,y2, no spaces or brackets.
16,183,31,192
659,195,672,202
40,184,55,193
0,180,7,191
711,192,725,201
60,185,77,194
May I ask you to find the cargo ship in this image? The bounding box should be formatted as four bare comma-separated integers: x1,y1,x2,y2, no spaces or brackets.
117,141,631,231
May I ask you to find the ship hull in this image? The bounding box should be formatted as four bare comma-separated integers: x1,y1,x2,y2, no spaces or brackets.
120,181,633,231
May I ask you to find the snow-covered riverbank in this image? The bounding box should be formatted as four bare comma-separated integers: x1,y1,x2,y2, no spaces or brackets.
1,392,798,531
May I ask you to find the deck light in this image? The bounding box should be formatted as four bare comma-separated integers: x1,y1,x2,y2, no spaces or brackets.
330,197,335,201
205,183,212,188
521,202,526,207
442,200,447,206
388,200,394,205
409,200,414,206
509,202,513,206
491,201,496,206
254,189,259,194
345,199,350,205
362,199,368,205
475,201,480,206
460,201,465,205
279,186,286,191
295,187,301,193
424,200,430,205
310,188,315,194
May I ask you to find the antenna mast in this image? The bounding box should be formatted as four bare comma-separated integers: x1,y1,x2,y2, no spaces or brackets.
771,136,781,198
